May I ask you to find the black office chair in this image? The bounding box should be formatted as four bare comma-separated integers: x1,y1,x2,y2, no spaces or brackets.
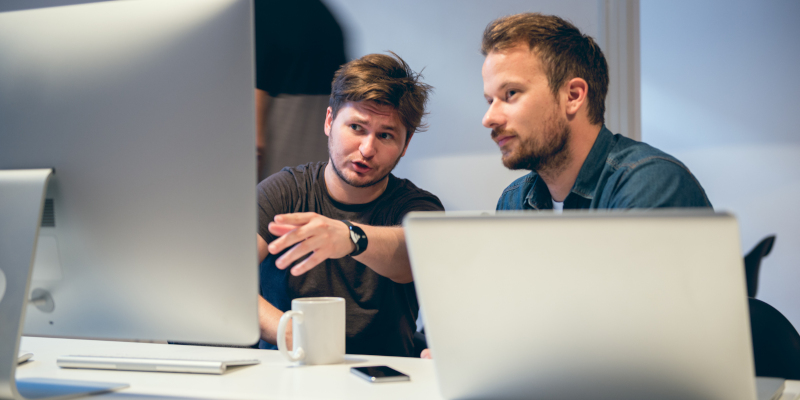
743,235,776,298
749,298,800,379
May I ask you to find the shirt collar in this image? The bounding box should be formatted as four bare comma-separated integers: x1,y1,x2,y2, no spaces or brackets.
524,174,551,210
569,125,614,201
523,125,614,208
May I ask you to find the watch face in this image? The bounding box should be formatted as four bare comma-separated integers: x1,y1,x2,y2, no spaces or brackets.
344,222,367,256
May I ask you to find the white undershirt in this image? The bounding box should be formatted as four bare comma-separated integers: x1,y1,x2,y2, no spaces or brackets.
552,200,564,214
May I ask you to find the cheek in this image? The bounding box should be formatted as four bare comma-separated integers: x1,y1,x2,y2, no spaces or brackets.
328,132,345,154
389,143,406,160
335,133,360,153
516,100,547,126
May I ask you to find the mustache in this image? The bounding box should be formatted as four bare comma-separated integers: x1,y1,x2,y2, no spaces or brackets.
491,127,516,140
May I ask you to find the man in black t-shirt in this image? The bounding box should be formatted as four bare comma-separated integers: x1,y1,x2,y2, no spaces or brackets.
256,53,443,357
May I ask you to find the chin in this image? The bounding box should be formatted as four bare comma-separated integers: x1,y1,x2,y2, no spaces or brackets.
340,171,371,187
348,177,370,186
501,155,528,171
501,153,517,168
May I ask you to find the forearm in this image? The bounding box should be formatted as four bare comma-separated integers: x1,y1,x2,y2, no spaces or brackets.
267,213,414,284
352,225,413,284
258,294,288,346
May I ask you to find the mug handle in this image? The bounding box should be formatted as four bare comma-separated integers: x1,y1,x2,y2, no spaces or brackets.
278,310,305,362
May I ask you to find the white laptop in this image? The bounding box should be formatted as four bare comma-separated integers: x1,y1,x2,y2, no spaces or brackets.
404,210,781,400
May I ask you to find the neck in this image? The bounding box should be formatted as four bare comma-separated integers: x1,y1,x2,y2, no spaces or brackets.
324,161,389,205
540,123,602,202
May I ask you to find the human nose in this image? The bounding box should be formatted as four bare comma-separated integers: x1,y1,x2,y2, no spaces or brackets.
482,101,505,129
359,135,377,159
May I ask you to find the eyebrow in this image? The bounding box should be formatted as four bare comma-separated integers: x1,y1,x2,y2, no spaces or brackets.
498,81,525,92
349,117,397,131
484,81,527,98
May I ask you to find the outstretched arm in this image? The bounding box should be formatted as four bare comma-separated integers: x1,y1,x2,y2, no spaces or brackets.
266,212,413,283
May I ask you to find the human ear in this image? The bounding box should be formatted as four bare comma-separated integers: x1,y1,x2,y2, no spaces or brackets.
324,107,333,137
564,78,588,117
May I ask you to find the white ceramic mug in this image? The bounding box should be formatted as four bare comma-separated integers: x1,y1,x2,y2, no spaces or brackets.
277,297,345,365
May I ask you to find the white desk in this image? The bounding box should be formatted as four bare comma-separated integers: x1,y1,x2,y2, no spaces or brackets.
17,337,800,400
17,336,444,400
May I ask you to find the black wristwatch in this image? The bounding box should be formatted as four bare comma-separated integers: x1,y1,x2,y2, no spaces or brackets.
341,220,368,256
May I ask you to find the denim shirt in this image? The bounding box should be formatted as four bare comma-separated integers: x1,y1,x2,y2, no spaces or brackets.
496,126,712,211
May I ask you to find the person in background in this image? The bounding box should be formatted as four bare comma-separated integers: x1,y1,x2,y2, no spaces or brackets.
254,0,347,182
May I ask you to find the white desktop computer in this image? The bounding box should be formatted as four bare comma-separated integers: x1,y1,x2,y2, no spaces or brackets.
0,0,257,398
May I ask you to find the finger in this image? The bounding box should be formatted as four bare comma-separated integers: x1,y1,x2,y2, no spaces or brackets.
270,214,336,255
277,217,349,258
274,212,317,225
268,223,315,254
268,222,300,237
420,349,432,359
276,234,327,269
290,251,328,276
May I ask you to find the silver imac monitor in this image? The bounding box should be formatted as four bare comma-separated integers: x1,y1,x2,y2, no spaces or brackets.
0,0,258,347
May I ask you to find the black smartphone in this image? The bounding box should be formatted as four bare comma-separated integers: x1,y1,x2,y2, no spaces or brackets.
350,365,410,383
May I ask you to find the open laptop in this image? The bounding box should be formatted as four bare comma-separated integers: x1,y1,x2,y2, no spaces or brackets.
404,210,782,400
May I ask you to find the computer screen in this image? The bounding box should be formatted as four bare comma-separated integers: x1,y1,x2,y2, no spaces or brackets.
0,0,258,345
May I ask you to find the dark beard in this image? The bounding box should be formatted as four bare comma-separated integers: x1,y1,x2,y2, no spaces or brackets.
498,116,570,174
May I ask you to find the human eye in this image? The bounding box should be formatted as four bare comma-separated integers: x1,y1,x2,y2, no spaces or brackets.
506,89,518,100
349,123,361,132
378,132,393,140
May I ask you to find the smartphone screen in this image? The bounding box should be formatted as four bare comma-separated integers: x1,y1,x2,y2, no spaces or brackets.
351,366,410,383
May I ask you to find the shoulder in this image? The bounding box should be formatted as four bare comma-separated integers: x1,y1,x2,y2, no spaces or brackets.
258,161,325,196
500,172,536,197
606,137,695,184
497,172,536,210
602,137,711,208
605,135,686,173
384,174,445,212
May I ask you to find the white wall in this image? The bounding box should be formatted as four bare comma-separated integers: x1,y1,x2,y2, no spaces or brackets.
322,0,603,211
641,1,800,328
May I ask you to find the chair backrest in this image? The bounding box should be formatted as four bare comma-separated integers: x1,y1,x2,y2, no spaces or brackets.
749,298,800,380
744,236,776,297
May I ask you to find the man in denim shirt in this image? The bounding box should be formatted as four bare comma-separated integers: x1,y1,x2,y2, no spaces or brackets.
481,13,711,212
420,13,711,360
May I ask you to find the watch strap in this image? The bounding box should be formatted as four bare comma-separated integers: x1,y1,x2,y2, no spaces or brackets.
341,220,368,257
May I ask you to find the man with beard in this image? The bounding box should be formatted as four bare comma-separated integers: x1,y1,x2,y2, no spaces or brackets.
482,13,711,212
421,12,713,360
256,52,443,358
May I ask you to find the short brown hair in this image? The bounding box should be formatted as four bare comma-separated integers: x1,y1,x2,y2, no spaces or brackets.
329,52,432,137
482,13,608,126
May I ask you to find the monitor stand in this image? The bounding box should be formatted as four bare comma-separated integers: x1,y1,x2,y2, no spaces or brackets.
0,169,127,400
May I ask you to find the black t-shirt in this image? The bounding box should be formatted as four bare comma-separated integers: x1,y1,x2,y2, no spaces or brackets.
257,162,444,357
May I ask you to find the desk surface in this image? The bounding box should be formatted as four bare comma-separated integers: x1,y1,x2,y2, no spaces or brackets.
17,336,443,400
17,337,800,400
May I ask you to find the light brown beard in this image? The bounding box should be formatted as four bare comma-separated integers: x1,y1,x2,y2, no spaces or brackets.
496,112,571,175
